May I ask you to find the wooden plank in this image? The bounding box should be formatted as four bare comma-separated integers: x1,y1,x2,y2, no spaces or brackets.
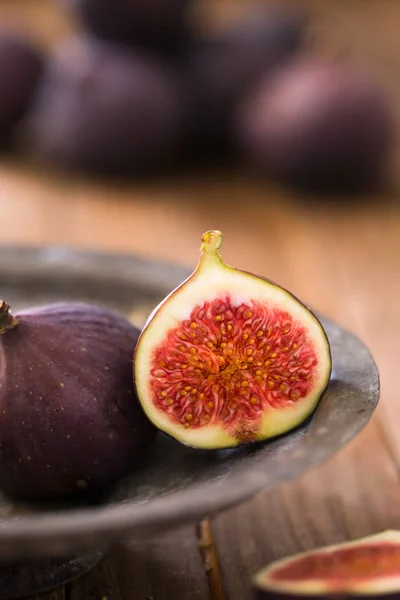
213,419,400,600
32,589,65,600
68,554,123,600
68,525,210,600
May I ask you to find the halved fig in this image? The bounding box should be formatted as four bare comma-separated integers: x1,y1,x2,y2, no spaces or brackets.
134,230,331,449
254,531,400,599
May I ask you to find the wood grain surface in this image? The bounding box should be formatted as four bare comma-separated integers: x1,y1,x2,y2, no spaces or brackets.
1,1,400,599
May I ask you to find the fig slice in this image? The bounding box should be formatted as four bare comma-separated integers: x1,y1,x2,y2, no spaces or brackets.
253,531,400,598
134,230,331,449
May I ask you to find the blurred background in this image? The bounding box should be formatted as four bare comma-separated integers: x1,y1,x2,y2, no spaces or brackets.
0,1,398,260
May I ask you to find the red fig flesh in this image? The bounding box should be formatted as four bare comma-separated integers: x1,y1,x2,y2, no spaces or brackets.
254,531,400,598
0,301,156,502
134,231,331,449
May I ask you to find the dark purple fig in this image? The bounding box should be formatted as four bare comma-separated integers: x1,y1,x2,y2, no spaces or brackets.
71,0,192,57
27,38,184,176
0,31,43,143
0,300,156,502
184,6,306,156
254,531,400,600
236,58,395,193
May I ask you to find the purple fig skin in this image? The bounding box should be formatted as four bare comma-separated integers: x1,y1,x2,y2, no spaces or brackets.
236,58,395,193
0,31,44,142
72,0,192,58
0,301,156,502
27,38,184,176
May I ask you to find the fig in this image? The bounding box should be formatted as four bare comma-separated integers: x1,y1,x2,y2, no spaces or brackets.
184,7,306,155
134,230,331,450
28,38,183,176
72,0,192,57
0,31,43,142
236,58,395,193
253,530,400,599
0,300,156,502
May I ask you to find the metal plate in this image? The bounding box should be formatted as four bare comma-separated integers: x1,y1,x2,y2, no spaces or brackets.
0,246,379,561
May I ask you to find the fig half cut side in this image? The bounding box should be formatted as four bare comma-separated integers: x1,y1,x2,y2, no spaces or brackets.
134,230,331,449
254,531,400,598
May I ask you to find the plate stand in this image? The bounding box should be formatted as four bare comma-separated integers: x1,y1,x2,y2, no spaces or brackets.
0,551,105,599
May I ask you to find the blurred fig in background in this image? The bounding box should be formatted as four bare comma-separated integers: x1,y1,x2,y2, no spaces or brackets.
184,6,307,157
236,58,395,193
72,0,192,57
27,38,184,176
0,31,43,145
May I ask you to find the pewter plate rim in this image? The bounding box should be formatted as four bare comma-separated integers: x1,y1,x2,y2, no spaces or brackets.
0,245,379,558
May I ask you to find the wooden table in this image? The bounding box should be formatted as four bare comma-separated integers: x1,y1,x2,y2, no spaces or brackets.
1,1,400,599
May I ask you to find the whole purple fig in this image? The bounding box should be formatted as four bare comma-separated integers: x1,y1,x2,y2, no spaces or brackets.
236,58,395,192
28,38,184,176
0,300,156,502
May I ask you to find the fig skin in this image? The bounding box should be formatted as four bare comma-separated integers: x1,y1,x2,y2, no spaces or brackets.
235,58,395,193
27,38,184,176
253,531,400,600
0,301,156,502
184,7,306,156
72,0,192,57
0,31,44,143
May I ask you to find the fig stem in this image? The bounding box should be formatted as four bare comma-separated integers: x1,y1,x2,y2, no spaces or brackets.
200,230,224,268
0,301,18,334
197,518,227,600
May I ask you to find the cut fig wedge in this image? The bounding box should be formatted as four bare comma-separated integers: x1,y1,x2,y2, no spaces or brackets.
254,531,400,598
134,230,331,449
